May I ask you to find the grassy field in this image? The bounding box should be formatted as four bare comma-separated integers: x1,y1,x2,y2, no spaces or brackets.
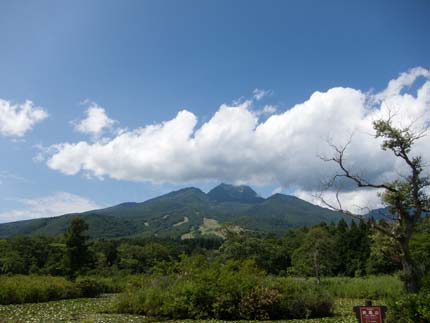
0,295,366,323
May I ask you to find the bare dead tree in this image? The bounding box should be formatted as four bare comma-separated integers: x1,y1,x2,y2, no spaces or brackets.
320,117,429,293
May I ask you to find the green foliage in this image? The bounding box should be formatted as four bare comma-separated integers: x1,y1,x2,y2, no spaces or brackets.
75,278,103,298
220,232,290,274
0,275,107,305
117,241,171,274
114,256,334,320
0,234,222,277
291,226,336,280
64,218,93,279
2,217,427,286
331,220,374,277
238,286,282,320
0,275,80,305
275,278,334,319
410,219,430,289
366,223,402,275
90,240,118,268
0,219,411,280
77,275,129,293
387,291,430,323
0,236,65,276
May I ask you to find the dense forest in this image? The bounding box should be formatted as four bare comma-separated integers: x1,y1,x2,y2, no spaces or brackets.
0,218,414,278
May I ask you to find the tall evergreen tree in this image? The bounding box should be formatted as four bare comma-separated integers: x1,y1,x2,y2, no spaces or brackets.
334,218,349,275
356,220,371,275
64,218,92,279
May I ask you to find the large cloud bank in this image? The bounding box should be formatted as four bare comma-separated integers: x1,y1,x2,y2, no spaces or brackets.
46,68,430,212
0,99,48,137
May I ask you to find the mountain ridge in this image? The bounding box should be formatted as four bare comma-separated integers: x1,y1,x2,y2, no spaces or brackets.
0,183,345,239
207,183,264,203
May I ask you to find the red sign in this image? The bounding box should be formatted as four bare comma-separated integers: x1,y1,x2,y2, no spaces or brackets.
357,306,383,323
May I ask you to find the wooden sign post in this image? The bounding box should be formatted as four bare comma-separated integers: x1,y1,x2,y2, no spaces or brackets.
353,300,387,323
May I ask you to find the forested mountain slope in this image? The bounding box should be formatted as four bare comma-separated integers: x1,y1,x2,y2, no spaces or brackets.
0,184,344,239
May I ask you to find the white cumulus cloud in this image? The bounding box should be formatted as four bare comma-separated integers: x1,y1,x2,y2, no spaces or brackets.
0,99,48,137
294,188,386,215
44,67,430,211
374,66,430,102
74,102,115,136
0,192,102,223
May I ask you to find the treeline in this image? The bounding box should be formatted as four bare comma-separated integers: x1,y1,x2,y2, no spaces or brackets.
1,217,429,283
0,218,223,277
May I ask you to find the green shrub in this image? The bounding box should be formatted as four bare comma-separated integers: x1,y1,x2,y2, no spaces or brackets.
77,275,128,293
387,291,430,323
76,278,102,298
0,275,80,305
275,277,334,319
114,256,334,320
239,286,282,320
0,275,113,304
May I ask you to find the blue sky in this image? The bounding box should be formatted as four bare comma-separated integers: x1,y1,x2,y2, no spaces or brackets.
0,0,429,222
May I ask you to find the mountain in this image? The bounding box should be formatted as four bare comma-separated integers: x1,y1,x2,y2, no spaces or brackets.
207,183,264,203
232,194,345,233
366,207,391,221
0,183,344,239
366,207,428,221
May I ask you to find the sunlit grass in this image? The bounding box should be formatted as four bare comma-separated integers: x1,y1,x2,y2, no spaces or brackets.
322,275,401,299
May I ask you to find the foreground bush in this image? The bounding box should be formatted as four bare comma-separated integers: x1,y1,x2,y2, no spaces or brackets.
114,256,334,320
75,278,103,298
387,292,430,323
0,275,80,304
0,275,103,304
77,275,129,293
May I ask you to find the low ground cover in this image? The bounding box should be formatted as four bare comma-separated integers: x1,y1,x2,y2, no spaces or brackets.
0,297,360,323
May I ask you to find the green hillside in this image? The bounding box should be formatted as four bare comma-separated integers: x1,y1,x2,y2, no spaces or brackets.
0,184,343,239
232,194,343,233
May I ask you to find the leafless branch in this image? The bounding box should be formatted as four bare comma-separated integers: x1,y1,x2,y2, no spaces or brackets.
320,137,398,193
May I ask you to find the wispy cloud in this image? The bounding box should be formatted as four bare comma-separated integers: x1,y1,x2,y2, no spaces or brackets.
271,187,283,195
0,171,27,184
254,104,277,116
0,192,102,223
253,88,273,101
